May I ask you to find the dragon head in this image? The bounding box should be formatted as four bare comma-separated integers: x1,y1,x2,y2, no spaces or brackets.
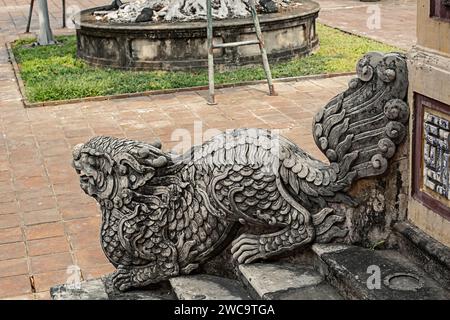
72,142,117,201
72,137,168,208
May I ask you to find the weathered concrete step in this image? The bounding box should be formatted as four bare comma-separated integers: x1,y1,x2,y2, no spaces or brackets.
394,221,450,288
312,244,450,300
238,262,343,300
51,279,109,300
169,274,251,300
51,277,176,300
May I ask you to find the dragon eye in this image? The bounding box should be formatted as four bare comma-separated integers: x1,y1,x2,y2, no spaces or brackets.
88,157,96,166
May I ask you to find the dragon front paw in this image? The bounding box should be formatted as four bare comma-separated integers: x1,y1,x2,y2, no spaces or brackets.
231,233,266,264
111,266,134,292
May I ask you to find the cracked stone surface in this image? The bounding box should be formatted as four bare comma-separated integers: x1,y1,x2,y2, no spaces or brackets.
169,274,250,300
238,263,342,299
315,245,450,300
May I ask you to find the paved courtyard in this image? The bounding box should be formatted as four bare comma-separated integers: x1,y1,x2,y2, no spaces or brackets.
0,0,417,299
318,0,417,50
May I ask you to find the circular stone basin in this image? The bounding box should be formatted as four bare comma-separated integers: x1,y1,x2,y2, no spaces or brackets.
75,0,320,71
383,273,424,292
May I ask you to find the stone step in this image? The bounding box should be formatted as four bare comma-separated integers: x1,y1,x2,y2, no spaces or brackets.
51,279,109,300
237,262,343,300
51,277,176,300
312,244,450,300
394,221,450,288
169,274,251,300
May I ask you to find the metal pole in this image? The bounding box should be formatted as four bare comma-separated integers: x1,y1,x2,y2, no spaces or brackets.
37,0,56,45
26,0,35,33
206,0,216,105
248,0,276,96
62,0,66,28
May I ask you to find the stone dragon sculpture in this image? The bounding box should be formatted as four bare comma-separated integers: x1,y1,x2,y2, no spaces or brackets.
72,52,409,291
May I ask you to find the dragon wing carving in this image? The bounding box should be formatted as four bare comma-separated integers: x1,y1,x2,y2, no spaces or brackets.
313,52,408,180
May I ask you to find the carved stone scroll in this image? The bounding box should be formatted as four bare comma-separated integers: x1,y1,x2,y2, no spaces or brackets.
72,52,409,291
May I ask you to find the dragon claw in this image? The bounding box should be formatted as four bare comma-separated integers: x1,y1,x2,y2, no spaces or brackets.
111,266,134,292
231,234,265,264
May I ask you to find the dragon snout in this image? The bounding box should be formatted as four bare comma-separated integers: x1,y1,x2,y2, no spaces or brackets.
72,143,85,174
72,144,84,160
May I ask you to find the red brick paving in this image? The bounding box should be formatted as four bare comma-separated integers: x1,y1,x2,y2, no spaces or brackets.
318,0,416,50
0,0,416,300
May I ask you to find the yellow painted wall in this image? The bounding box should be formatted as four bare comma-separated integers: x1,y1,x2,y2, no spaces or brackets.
407,1,450,247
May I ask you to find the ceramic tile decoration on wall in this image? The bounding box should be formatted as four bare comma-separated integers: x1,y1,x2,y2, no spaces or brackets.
423,111,450,198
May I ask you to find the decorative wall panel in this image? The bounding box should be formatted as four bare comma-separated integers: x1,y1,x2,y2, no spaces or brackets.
413,93,450,219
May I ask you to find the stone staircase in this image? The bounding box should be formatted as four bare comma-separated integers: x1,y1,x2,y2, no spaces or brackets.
312,244,450,300
51,244,450,300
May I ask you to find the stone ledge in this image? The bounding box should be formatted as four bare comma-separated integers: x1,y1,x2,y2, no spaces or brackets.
238,262,342,300
394,221,450,288
51,276,176,300
408,45,450,106
169,274,250,300
312,244,450,300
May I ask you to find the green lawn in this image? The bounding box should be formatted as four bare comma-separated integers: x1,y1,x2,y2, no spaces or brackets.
12,24,398,103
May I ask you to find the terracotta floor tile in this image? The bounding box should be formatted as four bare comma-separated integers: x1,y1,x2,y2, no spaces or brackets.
16,187,54,201
82,264,115,281
74,246,110,269
0,170,11,181
52,182,84,196
0,258,28,277
0,241,26,260
0,180,14,194
0,226,23,244
19,196,57,212
0,275,32,298
3,294,35,300
60,202,100,220
55,193,93,207
33,291,51,300
32,270,69,293
11,164,47,179
63,128,94,139
27,236,70,257
68,231,100,251
14,176,50,192
64,217,101,235
0,192,16,204
25,222,65,241
0,213,21,229
30,252,74,274
0,201,18,215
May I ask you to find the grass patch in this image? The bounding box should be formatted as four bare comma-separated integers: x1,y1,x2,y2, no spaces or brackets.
12,24,398,103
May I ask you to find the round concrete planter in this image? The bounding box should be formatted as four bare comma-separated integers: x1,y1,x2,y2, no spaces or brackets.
74,0,320,71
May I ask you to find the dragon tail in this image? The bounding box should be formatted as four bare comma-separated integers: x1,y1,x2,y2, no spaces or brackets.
313,52,409,191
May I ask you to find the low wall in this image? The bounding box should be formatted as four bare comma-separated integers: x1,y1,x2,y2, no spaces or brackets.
75,1,320,71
